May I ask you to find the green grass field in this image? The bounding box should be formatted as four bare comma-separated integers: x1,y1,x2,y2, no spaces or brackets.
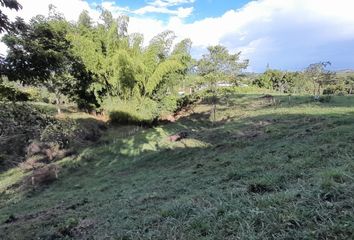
0,93,354,239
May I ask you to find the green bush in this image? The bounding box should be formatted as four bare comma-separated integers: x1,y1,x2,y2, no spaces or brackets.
323,84,346,95
104,97,158,125
0,84,29,101
22,87,42,101
109,111,145,125
40,120,78,148
158,95,179,115
105,93,197,125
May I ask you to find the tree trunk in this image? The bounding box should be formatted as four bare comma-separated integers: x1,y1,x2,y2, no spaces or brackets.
55,95,61,114
211,83,217,125
213,103,216,124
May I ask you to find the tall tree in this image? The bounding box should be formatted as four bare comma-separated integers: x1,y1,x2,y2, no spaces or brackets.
2,14,96,112
305,62,332,96
198,45,248,87
78,10,92,28
2,7,194,121
197,45,248,122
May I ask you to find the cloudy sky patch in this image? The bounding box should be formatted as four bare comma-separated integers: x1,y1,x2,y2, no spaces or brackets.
1,0,354,72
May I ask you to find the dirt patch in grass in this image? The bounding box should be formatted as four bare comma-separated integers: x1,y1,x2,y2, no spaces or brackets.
247,183,274,194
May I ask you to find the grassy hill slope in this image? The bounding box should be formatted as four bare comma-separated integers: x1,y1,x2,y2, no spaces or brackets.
0,93,353,239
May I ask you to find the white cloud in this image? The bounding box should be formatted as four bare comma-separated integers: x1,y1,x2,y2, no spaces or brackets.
2,0,98,22
2,0,354,71
133,6,193,18
149,0,195,7
138,0,354,70
101,1,130,15
133,0,194,18
129,17,165,44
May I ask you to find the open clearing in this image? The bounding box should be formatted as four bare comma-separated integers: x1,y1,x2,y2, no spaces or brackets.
0,93,353,239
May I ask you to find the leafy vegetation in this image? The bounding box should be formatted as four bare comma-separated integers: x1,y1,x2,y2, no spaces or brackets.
252,63,353,96
2,7,193,120
0,102,106,172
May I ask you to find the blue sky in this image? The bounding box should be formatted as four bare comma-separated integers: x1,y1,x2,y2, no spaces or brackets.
194,0,251,17
2,0,354,72
86,0,251,22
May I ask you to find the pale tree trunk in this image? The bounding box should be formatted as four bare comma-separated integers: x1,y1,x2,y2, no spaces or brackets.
211,83,217,125
313,80,317,96
55,94,61,114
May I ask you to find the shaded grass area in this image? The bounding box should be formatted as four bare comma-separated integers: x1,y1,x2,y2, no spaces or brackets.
0,94,354,239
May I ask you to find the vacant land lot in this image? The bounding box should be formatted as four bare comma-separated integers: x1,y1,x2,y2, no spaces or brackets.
0,93,353,239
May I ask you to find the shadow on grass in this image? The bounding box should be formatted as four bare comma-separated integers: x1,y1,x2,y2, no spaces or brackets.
74,108,354,177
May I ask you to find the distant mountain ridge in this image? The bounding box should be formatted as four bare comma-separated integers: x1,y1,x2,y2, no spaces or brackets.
336,69,354,73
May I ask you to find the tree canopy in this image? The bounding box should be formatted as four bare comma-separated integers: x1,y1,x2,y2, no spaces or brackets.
0,0,22,33
1,7,196,121
198,45,248,88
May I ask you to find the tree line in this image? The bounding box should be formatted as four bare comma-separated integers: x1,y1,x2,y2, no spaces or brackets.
0,4,248,123
2,3,351,124
253,62,354,96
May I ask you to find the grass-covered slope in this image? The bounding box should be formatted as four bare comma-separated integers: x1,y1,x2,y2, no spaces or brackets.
0,94,354,239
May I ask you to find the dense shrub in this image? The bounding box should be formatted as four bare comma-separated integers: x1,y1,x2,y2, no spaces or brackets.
0,103,105,171
109,111,145,125
105,95,193,125
104,98,158,125
21,87,42,101
158,95,180,115
0,84,29,101
323,84,346,95
176,95,197,110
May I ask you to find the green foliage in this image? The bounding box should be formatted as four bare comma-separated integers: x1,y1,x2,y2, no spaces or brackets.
343,74,354,94
253,65,342,95
68,16,192,122
0,103,55,170
104,97,158,125
0,82,29,101
253,69,301,93
2,7,251,124
77,10,92,28
2,13,98,110
0,0,22,33
304,62,334,95
198,45,248,88
40,120,78,148
0,101,105,171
